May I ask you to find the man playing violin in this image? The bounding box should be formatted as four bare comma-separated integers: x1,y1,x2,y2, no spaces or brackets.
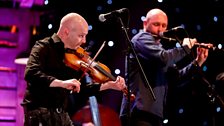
22,12,126,126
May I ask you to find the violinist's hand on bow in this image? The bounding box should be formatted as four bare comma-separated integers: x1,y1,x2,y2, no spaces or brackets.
100,76,126,91
50,79,81,93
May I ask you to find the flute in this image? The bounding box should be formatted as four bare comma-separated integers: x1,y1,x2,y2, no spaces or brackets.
152,34,217,50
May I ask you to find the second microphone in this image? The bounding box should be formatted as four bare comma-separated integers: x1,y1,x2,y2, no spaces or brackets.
98,8,129,22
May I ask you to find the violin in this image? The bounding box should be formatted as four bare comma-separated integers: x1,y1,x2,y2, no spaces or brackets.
64,47,135,101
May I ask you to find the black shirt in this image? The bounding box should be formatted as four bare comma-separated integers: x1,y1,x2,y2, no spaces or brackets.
23,33,100,111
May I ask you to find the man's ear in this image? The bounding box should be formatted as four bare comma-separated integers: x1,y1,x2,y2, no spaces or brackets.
143,20,147,29
64,28,69,36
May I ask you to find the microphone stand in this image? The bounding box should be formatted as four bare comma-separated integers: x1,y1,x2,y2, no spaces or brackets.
198,72,224,126
116,17,156,126
186,75,224,126
172,33,224,126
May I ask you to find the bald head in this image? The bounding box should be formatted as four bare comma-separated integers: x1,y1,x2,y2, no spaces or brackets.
58,13,88,34
143,8,168,34
57,13,89,49
145,8,167,21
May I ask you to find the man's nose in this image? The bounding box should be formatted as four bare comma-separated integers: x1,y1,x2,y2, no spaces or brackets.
159,26,166,32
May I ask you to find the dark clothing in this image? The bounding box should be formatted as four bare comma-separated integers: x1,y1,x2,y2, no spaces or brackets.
120,107,163,126
130,107,163,126
120,31,199,126
22,33,100,126
24,33,71,109
24,107,73,126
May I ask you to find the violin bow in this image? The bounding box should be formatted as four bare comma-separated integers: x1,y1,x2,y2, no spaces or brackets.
70,41,106,94
89,41,106,65
79,40,106,77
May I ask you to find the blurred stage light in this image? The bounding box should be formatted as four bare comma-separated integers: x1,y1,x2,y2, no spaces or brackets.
202,66,207,72
178,108,184,114
44,0,49,5
175,8,180,13
88,25,93,31
141,16,146,22
48,24,52,29
131,28,137,35
107,0,112,5
114,69,120,75
11,25,17,33
213,16,218,22
196,25,202,31
32,26,37,35
216,106,221,112
218,44,222,49
97,6,103,11
163,119,168,124
176,42,181,48
108,41,114,47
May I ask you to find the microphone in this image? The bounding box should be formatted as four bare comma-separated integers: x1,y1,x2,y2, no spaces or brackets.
159,26,184,37
99,8,128,22
152,34,177,41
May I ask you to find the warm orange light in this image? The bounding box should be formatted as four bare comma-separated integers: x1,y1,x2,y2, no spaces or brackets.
11,25,17,33
32,26,37,35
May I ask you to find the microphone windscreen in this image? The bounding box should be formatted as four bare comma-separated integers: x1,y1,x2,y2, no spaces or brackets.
99,14,106,22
